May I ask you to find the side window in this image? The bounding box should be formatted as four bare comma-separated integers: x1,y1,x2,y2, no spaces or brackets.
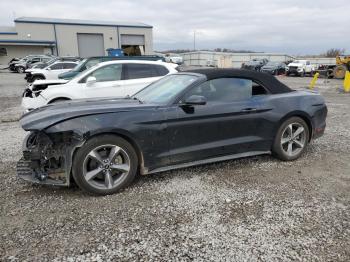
124,63,158,80
49,63,64,70
252,81,268,95
30,58,40,63
62,63,76,69
154,65,169,76
184,78,253,103
84,64,122,82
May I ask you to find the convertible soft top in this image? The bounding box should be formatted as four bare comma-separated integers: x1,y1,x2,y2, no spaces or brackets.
183,68,293,94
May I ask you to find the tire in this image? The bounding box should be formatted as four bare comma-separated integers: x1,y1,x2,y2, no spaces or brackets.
72,135,138,195
299,70,305,77
333,65,347,79
272,117,309,161
16,66,25,73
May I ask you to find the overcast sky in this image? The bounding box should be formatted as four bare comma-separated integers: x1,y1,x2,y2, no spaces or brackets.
0,0,349,55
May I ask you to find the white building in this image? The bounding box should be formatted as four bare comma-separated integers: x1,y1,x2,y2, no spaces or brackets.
0,17,153,64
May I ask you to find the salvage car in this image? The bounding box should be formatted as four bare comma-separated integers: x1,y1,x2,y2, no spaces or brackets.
241,58,269,71
13,55,54,73
58,55,166,80
260,61,287,75
17,68,327,195
22,60,178,111
24,61,79,82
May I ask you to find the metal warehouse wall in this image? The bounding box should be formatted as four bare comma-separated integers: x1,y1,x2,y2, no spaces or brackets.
0,45,49,64
181,51,295,68
0,20,153,64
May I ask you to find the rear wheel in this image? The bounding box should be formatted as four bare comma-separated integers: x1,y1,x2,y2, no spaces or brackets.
272,117,309,161
16,66,25,73
72,135,138,195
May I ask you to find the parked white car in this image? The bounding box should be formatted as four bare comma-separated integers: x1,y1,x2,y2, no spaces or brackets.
24,61,79,82
22,60,178,111
286,60,315,76
165,54,183,64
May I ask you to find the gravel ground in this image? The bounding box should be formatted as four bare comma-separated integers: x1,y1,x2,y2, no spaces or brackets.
0,71,349,261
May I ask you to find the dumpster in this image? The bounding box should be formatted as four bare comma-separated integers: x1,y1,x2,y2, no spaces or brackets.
106,48,124,57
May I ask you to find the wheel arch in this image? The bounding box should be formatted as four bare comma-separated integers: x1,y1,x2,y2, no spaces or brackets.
78,130,145,174
32,73,46,79
278,111,313,141
48,97,71,104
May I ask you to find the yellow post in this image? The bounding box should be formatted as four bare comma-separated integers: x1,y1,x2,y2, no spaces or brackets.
344,71,350,93
309,72,319,90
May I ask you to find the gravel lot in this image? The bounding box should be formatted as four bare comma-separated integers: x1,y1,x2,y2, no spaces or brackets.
0,71,349,261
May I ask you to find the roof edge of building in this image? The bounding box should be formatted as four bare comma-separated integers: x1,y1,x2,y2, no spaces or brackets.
14,17,153,29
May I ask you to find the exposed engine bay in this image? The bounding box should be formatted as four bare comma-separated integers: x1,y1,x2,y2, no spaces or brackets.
17,131,84,186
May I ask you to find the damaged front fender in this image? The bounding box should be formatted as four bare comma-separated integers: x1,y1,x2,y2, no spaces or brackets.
17,131,85,186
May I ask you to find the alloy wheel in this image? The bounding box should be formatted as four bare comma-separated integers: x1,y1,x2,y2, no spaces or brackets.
280,123,307,157
82,144,130,190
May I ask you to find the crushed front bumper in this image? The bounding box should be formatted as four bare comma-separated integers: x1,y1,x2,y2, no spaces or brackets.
17,158,68,186
16,131,84,187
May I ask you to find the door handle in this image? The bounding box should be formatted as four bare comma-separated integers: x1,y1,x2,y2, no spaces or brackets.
241,108,257,112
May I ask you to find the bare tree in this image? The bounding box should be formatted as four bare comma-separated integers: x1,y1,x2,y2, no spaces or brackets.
323,48,346,57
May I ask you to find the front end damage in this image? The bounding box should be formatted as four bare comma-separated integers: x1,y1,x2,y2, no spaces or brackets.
17,131,84,186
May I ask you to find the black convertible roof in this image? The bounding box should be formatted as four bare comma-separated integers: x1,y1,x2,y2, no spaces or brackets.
183,68,292,94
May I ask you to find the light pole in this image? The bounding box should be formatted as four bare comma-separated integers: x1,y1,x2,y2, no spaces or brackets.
193,30,196,51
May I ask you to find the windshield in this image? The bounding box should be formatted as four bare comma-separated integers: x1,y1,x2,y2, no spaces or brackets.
72,59,87,71
133,74,199,104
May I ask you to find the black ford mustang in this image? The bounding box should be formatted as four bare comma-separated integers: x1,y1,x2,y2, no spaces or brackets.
17,69,327,195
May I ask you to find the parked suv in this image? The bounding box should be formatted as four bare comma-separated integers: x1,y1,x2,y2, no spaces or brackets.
22,60,178,111
286,60,315,77
58,55,166,80
24,61,79,82
25,57,81,82
13,55,54,73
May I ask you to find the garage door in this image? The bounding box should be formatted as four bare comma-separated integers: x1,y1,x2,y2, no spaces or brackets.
77,33,105,57
120,34,145,46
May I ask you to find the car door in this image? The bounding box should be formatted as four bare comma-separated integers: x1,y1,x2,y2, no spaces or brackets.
122,63,169,96
45,63,65,79
165,77,273,165
81,63,125,98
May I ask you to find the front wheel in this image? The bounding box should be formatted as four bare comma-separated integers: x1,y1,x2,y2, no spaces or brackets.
272,117,309,161
72,135,138,195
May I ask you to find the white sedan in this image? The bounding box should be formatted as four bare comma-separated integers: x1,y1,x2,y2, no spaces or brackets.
22,60,178,111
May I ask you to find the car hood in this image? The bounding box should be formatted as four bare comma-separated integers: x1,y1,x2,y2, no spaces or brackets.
20,98,156,131
30,79,69,88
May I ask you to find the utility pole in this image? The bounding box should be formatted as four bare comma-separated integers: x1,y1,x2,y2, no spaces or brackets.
193,30,196,51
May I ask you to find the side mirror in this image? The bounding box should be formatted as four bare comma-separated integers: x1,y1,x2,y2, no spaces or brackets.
86,76,97,86
182,95,207,106
47,68,51,71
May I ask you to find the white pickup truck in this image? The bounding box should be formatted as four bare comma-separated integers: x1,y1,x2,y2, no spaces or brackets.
286,60,315,77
